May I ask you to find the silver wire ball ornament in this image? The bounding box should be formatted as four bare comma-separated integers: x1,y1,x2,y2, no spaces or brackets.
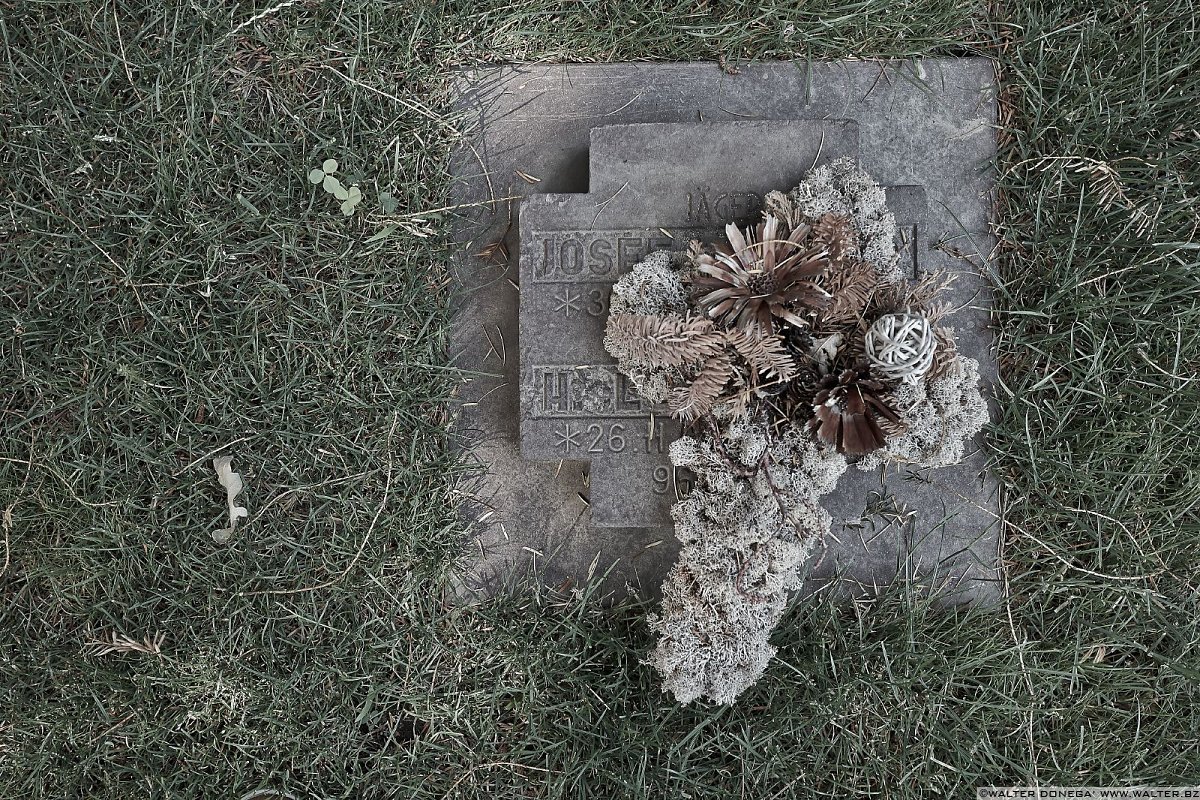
864,312,937,383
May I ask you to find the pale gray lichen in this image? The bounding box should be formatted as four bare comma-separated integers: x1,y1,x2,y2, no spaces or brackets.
604,250,690,403
606,163,988,706
857,355,989,470
607,249,689,317
789,157,903,284
648,419,846,705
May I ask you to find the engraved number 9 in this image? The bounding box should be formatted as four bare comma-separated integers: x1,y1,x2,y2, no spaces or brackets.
652,465,670,495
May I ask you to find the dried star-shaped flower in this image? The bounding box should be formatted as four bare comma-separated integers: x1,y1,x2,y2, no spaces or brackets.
693,217,831,333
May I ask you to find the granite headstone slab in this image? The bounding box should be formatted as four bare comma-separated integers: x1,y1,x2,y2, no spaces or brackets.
519,120,932,530
450,60,1000,601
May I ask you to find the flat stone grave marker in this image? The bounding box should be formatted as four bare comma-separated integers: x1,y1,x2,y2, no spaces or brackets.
520,120,931,529
450,60,1000,602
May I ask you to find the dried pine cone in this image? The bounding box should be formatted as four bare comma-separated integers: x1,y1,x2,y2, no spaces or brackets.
811,213,858,269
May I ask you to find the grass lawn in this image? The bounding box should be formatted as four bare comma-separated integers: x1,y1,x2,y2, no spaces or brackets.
2,1,1198,797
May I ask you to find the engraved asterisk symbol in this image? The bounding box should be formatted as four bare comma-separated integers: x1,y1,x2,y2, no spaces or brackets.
553,287,582,318
553,423,581,454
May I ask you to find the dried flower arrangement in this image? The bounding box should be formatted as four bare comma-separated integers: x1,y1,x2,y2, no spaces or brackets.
603,158,989,705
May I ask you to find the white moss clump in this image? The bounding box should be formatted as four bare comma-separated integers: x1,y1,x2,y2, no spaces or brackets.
603,163,989,706
648,419,846,705
857,355,989,470
775,429,846,502
789,157,903,284
604,250,689,403
607,249,688,317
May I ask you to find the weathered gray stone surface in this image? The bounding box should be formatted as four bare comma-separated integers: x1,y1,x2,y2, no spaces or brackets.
519,120,931,531
449,60,1000,603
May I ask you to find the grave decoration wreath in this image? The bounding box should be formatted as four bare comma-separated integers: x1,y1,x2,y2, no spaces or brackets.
603,158,989,705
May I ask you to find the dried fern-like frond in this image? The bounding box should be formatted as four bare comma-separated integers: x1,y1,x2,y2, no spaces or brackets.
922,299,955,326
726,384,752,419
910,271,955,310
669,354,734,422
605,313,726,367
815,258,878,329
86,631,165,657
724,328,798,381
870,271,955,318
876,408,907,438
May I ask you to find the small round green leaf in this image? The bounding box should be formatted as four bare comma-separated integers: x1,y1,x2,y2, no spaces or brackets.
307,168,324,185
322,158,339,174
334,184,349,201
322,174,342,194
347,186,362,202
340,200,355,216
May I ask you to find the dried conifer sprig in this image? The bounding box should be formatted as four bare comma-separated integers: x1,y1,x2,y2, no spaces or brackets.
604,314,726,366
606,312,803,422
866,271,955,323
669,354,734,422
724,328,798,383
606,313,798,380
693,217,831,332
813,256,877,329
